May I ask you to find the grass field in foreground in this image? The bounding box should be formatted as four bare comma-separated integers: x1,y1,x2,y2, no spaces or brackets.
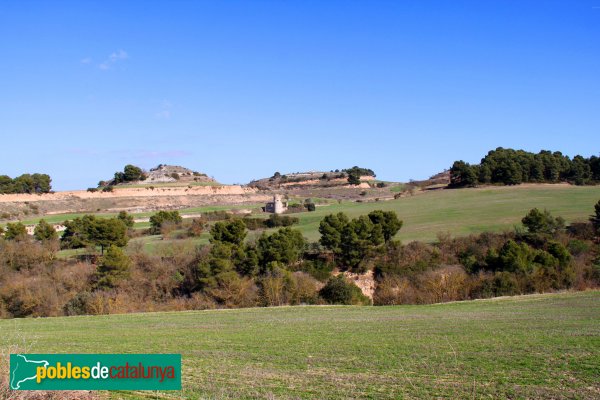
1,291,599,399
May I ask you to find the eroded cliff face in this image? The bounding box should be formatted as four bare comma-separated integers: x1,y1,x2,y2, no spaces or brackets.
341,270,376,299
0,185,257,203
0,185,271,218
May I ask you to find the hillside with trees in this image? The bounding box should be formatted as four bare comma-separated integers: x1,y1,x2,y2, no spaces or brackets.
248,166,376,189
98,164,215,188
1,198,599,317
450,148,600,187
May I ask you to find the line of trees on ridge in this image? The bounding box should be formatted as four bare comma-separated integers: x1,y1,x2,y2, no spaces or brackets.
450,148,600,187
0,173,52,194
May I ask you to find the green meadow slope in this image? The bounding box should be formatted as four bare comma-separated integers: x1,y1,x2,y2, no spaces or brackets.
290,184,600,242
8,184,600,254
1,291,599,399
136,184,600,252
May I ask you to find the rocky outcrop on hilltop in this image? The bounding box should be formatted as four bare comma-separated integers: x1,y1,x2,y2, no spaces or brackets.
99,164,217,187
248,170,375,190
142,164,216,184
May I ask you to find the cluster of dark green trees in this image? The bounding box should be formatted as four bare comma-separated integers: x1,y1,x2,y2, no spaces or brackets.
242,214,299,230
149,210,183,234
61,212,132,254
0,219,58,241
191,217,374,305
450,148,600,187
196,220,307,289
319,210,402,271
343,166,376,177
0,173,52,194
59,212,136,288
151,209,401,305
104,164,147,186
344,166,376,185
468,208,575,287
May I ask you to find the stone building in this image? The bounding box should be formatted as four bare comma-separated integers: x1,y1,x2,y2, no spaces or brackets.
264,194,288,214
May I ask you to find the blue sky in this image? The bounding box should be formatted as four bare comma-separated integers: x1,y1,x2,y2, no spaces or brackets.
1,1,599,190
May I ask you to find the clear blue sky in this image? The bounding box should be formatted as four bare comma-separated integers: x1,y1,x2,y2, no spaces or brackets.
1,1,598,190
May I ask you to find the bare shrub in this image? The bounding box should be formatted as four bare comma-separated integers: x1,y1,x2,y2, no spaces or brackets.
0,239,57,271
259,269,297,307
417,265,468,304
209,274,259,308
289,272,320,305
187,292,218,310
373,276,419,305
159,221,178,237
186,218,206,237
375,241,441,279
0,274,62,317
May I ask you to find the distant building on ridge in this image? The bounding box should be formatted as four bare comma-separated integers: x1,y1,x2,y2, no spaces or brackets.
264,194,287,214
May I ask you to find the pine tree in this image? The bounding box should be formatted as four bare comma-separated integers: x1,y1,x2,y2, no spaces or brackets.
95,245,131,288
590,200,600,234
34,219,58,241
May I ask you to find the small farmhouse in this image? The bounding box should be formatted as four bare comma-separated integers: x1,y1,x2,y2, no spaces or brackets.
264,194,288,214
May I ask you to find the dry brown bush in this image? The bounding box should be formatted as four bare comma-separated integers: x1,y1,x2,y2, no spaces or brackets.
1,262,95,318
259,273,290,306
0,239,57,271
289,272,320,305
0,275,61,317
435,232,459,264
126,254,181,302
209,274,259,308
159,221,178,237
417,265,468,304
373,276,419,305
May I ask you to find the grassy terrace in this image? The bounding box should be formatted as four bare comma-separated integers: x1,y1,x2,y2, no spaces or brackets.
8,185,600,254
14,204,265,227
289,184,600,242
134,184,600,251
1,291,598,399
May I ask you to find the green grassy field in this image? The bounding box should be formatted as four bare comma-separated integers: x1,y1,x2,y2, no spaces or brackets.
1,291,598,399
10,184,600,253
104,184,600,253
14,204,265,227
290,185,600,242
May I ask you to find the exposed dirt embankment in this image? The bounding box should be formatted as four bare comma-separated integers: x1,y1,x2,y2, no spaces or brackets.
0,185,255,203
345,270,376,299
333,270,376,299
278,177,372,189
0,186,272,218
